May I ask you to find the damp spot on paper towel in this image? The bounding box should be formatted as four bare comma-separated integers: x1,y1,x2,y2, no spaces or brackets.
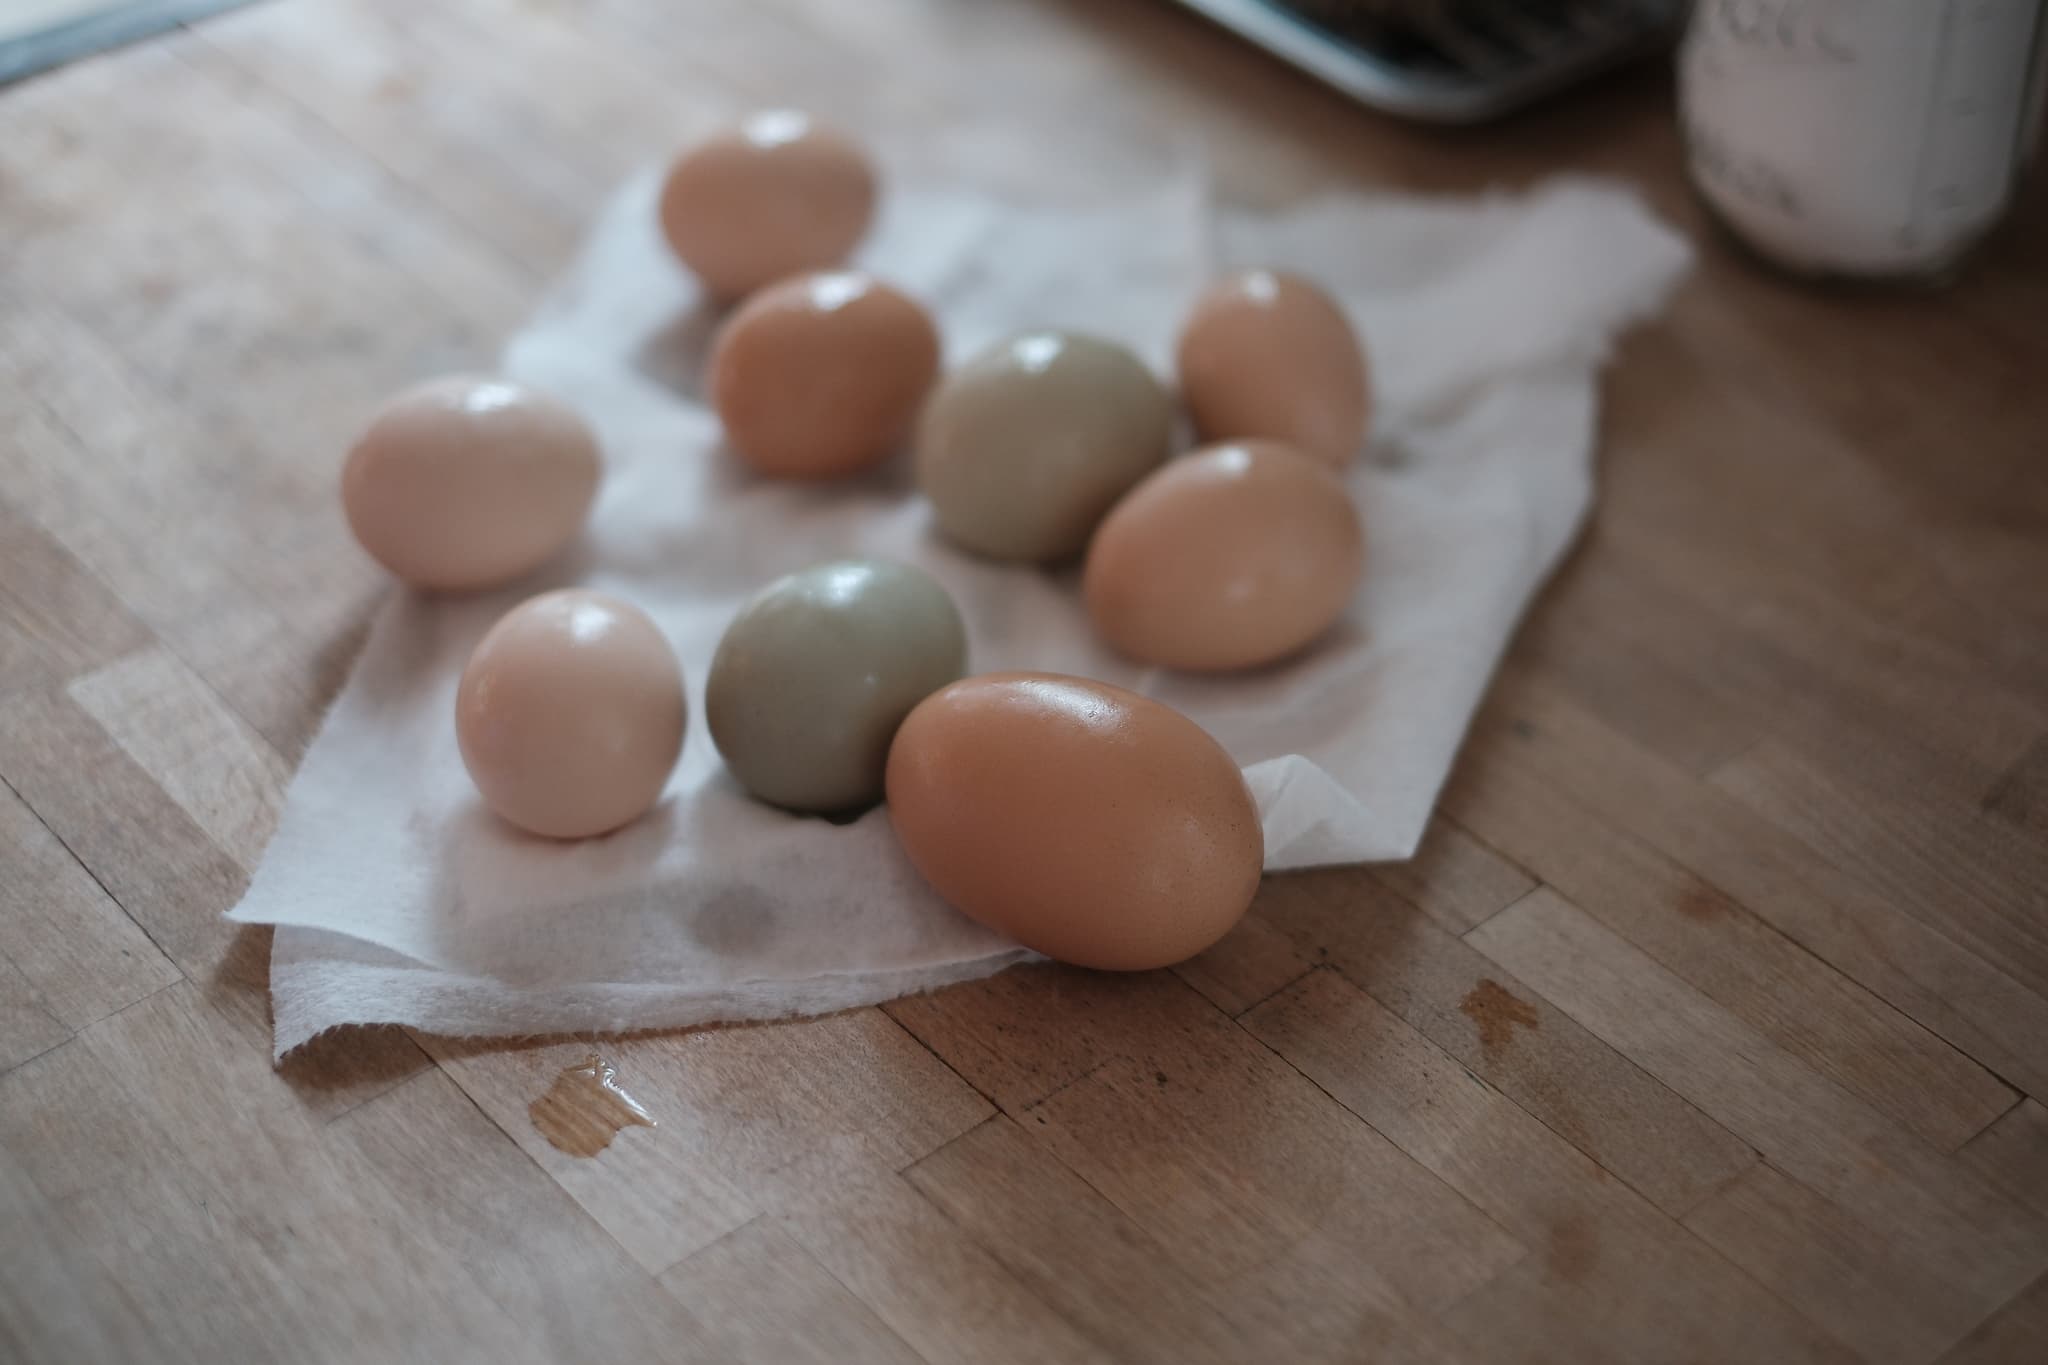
530,1054,654,1157
1460,978,1539,1052
687,887,780,957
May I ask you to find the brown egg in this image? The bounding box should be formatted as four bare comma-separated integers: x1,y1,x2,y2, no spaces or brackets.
456,590,687,840
658,110,877,299
709,272,940,480
886,673,1263,970
915,332,1173,562
342,376,601,593
1176,269,1370,467
1084,440,1364,672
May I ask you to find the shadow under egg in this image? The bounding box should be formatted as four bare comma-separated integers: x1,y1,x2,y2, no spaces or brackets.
634,296,733,403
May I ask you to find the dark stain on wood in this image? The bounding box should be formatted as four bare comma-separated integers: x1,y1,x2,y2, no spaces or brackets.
1460,978,1540,1052
1982,736,2047,832
529,1054,654,1158
1547,1214,1600,1283
1675,884,1729,921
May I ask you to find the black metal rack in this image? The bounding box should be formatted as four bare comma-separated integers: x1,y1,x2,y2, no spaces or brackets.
1171,0,1687,122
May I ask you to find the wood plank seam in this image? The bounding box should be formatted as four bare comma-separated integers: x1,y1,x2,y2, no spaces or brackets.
171,33,546,293
0,770,189,1020
1702,737,2048,992
1264,955,1773,1230
1417,879,1782,1222
0,356,365,765
1428,820,1544,937
895,1111,1262,1362
1012,999,1536,1282
1207,964,1317,1019
1451,739,2024,1149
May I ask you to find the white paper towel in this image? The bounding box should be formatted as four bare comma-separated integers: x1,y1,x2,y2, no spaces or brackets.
231,167,1690,1057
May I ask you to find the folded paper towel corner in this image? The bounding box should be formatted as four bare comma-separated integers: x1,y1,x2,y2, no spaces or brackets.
230,166,1691,1060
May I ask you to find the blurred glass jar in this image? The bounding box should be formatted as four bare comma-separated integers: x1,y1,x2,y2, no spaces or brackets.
1680,0,2048,281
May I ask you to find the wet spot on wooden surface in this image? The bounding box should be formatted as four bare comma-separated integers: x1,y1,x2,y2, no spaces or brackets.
1460,978,1540,1052
529,1054,655,1157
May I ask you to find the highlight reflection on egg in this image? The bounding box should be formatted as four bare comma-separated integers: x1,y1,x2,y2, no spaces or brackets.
1177,269,1370,467
456,590,686,840
1084,440,1364,671
887,672,1263,970
710,272,940,480
708,559,966,813
658,110,877,299
342,376,600,593
915,331,1173,562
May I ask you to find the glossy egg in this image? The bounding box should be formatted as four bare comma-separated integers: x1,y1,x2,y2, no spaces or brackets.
456,590,687,840
887,673,1263,970
342,376,601,593
1084,440,1364,671
707,560,967,812
710,272,940,480
915,332,1173,562
1176,270,1370,467
658,110,877,299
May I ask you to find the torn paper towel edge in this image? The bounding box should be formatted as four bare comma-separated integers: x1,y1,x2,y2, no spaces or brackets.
269,926,1037,1057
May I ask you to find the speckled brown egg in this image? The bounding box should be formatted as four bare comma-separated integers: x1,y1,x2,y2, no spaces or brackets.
658,110,877,299
915,332,1173,562
710,272,940,480
1176,269,1370,467
342,376,601,593
455,590,686,840
886,673,1263,970
1084,440,1364,672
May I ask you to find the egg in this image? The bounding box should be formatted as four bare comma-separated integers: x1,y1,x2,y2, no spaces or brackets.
1084,440,1364,672
455,590,687,840
707,560,966,812
658,110,877,299
886,673,1263,970
342,376,601,592
915,332,1173,562
709,272,940,480
1176,269,1369,467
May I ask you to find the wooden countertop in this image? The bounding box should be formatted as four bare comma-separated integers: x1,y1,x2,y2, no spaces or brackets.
3,2,2045,1361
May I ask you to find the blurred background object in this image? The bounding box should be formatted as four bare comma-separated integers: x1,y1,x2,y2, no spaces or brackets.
1169,0,1688,121
0,0,257,85
1680,0,2048,281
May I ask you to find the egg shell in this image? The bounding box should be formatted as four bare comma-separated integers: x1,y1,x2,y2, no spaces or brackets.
456,590,687,840
707,560,967,812
658,111,877,299
915,332,1173,562
342,376,601,593
710,273,940,480
1084,440,1364,672
1176,269,1369,467
886,672,1263,970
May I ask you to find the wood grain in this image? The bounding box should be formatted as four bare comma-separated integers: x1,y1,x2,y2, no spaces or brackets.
1,0,2044,1359
1242,968,1851,1365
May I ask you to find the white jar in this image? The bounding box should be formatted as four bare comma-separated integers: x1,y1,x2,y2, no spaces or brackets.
1680,0,2048,279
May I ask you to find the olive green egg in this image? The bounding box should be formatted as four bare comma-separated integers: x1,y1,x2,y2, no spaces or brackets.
915,331,1173,562
706,559,968,813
